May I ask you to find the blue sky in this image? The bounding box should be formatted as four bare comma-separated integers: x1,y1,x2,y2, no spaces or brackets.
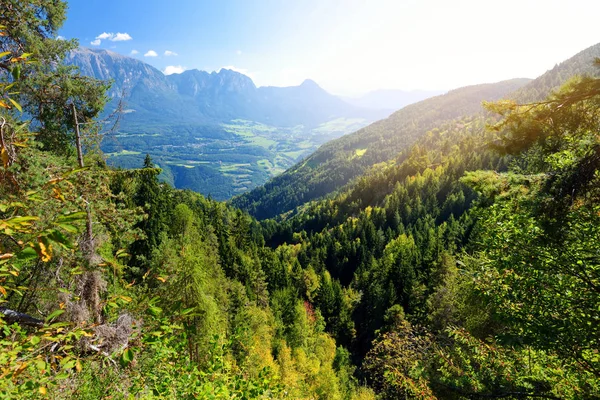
60,0,600,96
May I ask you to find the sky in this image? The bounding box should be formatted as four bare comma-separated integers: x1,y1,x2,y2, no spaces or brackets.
60,0,600,96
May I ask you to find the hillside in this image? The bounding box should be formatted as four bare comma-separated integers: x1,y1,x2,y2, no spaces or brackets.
233,43,600,220
66,48,387,199
231,78,530,219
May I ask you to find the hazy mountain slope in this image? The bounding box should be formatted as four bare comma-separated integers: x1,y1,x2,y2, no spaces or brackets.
344,89,445,110
231,78,530,219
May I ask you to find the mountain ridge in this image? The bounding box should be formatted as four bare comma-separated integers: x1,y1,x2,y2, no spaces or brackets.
67,47,386,127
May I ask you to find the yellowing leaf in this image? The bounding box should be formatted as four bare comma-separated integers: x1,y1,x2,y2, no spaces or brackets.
8,98,22,112
39,386,47,395
1,147,9,167
0,286,6,296
37,237,52,262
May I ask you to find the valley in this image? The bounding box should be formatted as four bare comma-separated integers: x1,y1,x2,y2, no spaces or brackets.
103,116,371,199
2,2,599,399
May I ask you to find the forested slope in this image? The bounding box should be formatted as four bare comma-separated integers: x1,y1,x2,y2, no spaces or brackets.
231,79,530,219
259,71,600,398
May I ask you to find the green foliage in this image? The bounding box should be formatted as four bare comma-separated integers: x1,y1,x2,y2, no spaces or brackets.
2,2,600,399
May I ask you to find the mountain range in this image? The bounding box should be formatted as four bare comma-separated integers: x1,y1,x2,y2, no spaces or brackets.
67,48,387,127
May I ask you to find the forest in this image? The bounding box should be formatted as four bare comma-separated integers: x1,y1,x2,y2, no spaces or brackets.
1,1,599,399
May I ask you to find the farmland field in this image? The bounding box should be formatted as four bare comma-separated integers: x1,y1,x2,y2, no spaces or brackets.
103,117,370,200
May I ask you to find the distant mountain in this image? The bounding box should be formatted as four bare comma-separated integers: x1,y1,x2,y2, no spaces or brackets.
343,89,445,110
66,48,387,199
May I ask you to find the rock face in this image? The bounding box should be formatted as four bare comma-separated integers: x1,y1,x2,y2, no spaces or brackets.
66,48,386,127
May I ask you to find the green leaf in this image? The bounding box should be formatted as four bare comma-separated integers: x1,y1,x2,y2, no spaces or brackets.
11,65,20,81
0,51,10,58
56,211,87,223
121,348,134,366
47,230,73,249
45,309,65,322
17,247,38,260
55,223,79,233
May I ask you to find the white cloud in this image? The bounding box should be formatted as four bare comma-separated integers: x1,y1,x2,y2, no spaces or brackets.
164,50,178,57
163,65,186,75
130,49,139,55
91,32,133,46
236,50,242,55
57,35,66,41
144,50,158,57
96,32,113,40
112,32,133,42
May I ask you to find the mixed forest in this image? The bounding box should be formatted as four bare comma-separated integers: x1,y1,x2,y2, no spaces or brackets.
1,2,599,399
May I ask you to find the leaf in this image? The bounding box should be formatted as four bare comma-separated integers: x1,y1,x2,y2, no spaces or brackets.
45,309,65,322
55,223,78,234
0,99,9,109
116,249,130,258
11,65,20,81
0,51,10,58
47,230,73,249
180,307,196,316
121,348,134,366
56,211,87,223
7,216,38,224
37,237,52,262
38,387,47,395
1,147,8,167
17,247,38,260
8,98,22,113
